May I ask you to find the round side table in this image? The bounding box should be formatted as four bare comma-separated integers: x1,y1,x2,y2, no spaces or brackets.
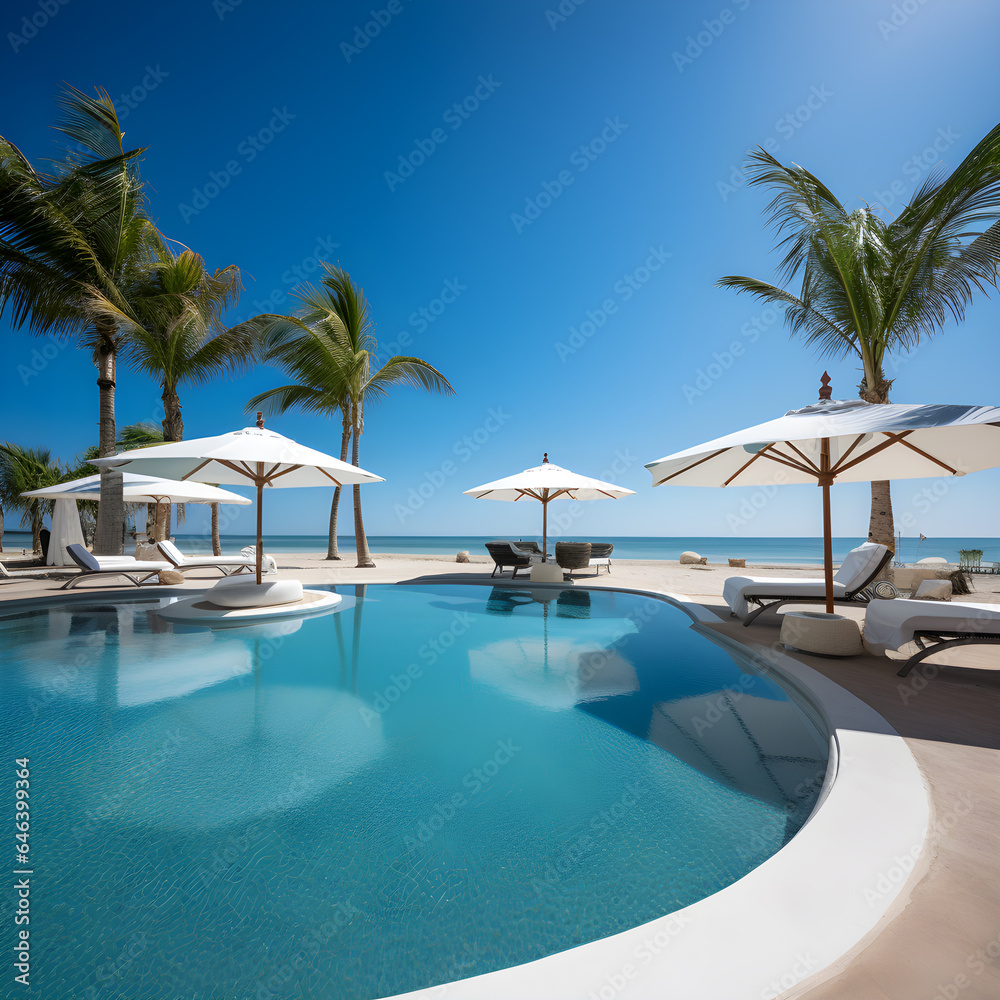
780,611,863,657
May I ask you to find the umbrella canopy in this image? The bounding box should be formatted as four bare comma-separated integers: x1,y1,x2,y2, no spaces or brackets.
22,472,253,506
93,419,384,582
646,374,1000,611
464,454,635,560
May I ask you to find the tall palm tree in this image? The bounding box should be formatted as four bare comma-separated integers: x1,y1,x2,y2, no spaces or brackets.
0,86,173,553
116,244,260,547
0,444,64,554
248,264,455,567
717,126,1000,549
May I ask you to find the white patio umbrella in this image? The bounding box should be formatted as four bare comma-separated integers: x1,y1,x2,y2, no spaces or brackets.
464,454,635,561
645,375,1000,612
93,417,384,583
22,473,252,565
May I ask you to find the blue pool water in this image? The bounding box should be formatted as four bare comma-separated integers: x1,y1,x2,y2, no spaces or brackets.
0,585,828,999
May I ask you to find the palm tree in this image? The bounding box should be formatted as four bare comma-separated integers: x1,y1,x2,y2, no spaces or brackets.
717,127,1000,549
119,245,260,547
0,86,173,553
0,444,64,554
248,264,455,567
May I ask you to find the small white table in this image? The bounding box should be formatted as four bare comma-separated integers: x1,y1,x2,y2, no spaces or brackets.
530,561,564,583
780,611,864,657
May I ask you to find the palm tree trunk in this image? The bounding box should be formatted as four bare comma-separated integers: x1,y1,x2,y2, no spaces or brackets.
161,382,184,442
327,415,351,560
859,373,895,561
211,503,222,556
94,333,124,554
0,503,4,552
352,408,374,568
32,508,43,555
868,480,895,553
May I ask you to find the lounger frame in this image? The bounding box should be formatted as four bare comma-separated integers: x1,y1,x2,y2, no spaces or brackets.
742,548,893,626
896,631,1000,677
61,547,166,590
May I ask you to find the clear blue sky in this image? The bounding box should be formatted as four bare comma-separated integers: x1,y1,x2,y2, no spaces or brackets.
2,0,998,541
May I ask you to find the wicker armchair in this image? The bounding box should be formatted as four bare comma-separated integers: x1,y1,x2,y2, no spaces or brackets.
485,541,540,578
555,542,592,578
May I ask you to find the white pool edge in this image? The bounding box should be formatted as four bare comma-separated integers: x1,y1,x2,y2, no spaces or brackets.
385,587,931,1000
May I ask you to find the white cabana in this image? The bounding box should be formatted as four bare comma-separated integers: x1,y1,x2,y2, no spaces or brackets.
646,376,1000,612
464,454,635,562
47,499,86,566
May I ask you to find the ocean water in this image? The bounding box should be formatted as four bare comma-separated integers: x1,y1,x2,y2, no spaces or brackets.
6,531,997,565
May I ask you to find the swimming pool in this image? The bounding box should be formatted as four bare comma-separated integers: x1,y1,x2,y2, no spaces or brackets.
0,584,828,999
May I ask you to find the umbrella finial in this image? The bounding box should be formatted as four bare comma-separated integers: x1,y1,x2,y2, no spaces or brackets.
256,411,265,429
819,372,832,401
542,452,548,463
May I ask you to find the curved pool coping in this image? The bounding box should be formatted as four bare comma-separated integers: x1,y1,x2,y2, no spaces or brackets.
381,585,932,1000
0,583,931,1000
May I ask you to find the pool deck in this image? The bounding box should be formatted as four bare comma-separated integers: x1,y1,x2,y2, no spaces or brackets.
2,552,998,998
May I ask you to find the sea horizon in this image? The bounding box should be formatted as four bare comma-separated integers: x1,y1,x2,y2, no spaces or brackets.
8,532,994,565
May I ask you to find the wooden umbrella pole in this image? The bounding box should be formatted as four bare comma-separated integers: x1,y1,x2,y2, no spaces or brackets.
542,498,548,563
256,467,264,585
821,438,834,614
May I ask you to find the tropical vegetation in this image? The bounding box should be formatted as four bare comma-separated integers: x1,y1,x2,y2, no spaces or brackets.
0,444,64,553
718,124,1000,549
248,264,454,567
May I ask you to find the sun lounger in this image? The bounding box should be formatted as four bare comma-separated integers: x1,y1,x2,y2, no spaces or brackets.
62,544,170,590
723,542,891,625
154,539,268,576
863,598,1000,677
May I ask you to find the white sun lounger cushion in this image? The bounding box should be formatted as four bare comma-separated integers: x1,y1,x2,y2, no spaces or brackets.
863,598,1000,654
207,578,304,608
67,545,170,573
723,543,887,618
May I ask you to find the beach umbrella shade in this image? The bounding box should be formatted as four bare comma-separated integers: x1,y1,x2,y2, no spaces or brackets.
464,454,635,560
93,417,384,582
644,375,1000,613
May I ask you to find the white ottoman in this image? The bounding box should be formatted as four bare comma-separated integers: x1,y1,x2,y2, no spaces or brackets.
780,611,864,657
207,578,304,608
